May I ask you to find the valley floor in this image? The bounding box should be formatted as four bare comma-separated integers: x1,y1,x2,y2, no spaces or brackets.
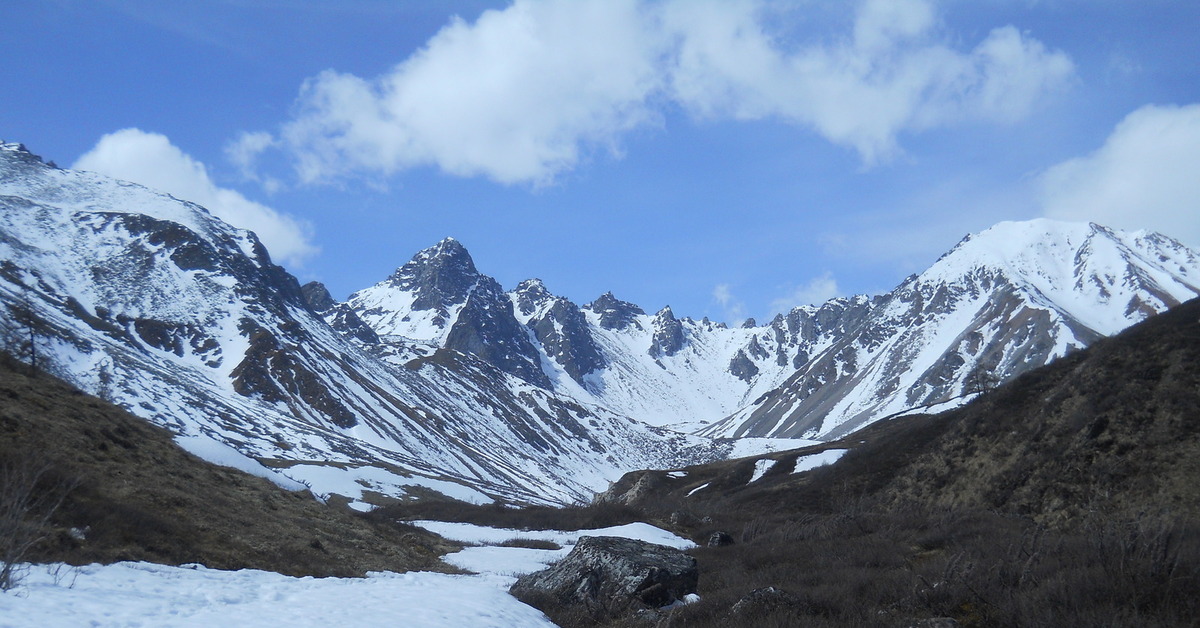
0,521,695,628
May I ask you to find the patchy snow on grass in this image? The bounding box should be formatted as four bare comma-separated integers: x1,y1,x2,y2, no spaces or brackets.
174,434,308,492
748,458,776,483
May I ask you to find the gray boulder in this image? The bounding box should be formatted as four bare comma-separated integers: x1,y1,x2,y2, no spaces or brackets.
509,535,698,616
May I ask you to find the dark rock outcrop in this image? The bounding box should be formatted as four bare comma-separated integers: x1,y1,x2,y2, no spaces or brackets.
509,536,698,615
728,349,759,382
444,276,551,388
649,306,685,358
301,281,337,312
389,237,480,313
707,531,735,547
586,292,645,331
514,280,606,386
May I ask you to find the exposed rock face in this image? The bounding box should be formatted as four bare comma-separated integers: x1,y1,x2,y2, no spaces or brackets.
594,471,669,508
649,306,685,358
300,281,337,312
443,275,551,388
304,281,379,345
510,536,698,615
514,279,606,387
392,237,479,313
728,349,759,383
348,239,552,387
586,292,645,331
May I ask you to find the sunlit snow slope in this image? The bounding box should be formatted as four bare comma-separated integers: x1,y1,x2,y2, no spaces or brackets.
0,142,724,507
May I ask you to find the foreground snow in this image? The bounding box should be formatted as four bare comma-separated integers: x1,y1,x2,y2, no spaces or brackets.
0,563,555,628
0,521,695,627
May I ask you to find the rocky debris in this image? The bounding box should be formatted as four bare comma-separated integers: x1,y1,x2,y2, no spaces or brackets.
509,536,698,616
706,531,735,547
730,586,806,617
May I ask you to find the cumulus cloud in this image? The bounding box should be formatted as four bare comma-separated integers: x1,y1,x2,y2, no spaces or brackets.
1040,104,1200,248
73,129,319,267
280,0,663,185
663,0,1074,164
770,272,840,314
240,0,1074,185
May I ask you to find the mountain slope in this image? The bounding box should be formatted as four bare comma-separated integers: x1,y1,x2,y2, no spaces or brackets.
705,220,1200,439
336,220,1200,440
581,297,1200,628
0,142,722,507
0,353,452,577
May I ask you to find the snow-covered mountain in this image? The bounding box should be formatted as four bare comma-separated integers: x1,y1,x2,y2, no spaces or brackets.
338,221,1200,441
705,220,1200,439
4,138,1198,509
0,142,728,507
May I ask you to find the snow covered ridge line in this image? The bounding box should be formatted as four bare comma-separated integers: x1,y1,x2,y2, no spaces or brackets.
0,142,725,508
3,142,1199,508
333,219,1200,440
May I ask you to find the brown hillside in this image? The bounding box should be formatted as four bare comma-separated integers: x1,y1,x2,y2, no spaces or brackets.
0,354,455,578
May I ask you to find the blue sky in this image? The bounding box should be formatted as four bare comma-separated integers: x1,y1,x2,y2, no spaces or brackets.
4,0,1199,323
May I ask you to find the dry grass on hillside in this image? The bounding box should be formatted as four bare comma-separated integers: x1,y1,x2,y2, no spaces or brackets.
0,353,455,579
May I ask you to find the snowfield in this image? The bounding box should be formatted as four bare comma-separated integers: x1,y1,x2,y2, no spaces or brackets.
0,563,555,628
0,521,695,627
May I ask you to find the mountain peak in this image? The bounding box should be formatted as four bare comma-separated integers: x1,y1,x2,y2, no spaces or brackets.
408,237,475,270
587,292,646,331
373,237,482,312
300,281,337,312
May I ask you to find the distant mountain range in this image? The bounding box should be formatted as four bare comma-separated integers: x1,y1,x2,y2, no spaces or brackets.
327,215,1200,441
3,140,1198,505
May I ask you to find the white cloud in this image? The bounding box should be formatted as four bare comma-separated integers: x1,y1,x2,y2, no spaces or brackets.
712,283,747,324
248,0,1073,185
770,272,841,314
663,0,1075,164
1040,103,1200,248
73,129,319,267
280,0,663,186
